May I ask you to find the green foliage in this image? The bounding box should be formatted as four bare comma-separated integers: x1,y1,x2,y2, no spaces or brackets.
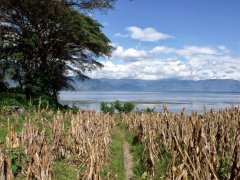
100,102,115,115
119,117,170,180
121,102,135,113
113,100,135,113
122,126,146,179
100,100,135,114
6,147,26,175
101,128,125,179
219,156,232,179
53,161,78,180
0,92,68,111
0,0,113,104
155,146,171,179
0,93,27,108
113,100,122,112
131,143,146,178
71,0,116,11
141,107,155,113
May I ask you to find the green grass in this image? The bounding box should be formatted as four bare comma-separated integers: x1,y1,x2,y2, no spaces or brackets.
102,126,125,179
124,130,146,179
155,147,171,179
0,92,69,111
0,92,27,109
52,161,78,180
117,116,170,180
114,116,146,179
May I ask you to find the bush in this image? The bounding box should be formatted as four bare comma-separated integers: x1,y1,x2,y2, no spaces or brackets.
122,102,135,113
100,100,135,114
0,92,62,110
113,100,122,112
6,147,26,175
100,102,115,115
142,107,155,113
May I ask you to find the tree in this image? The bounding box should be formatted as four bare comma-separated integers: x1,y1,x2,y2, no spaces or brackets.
0,0,113,103
63,0,116,10
0,31,9,92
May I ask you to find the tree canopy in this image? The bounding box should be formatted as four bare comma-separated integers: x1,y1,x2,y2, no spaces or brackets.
0,0,113,103
63,0,116,11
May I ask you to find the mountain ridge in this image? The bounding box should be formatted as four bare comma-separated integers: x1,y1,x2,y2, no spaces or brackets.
69,77,240,92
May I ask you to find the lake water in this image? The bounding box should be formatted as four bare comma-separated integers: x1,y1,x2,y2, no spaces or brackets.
59,91,240,112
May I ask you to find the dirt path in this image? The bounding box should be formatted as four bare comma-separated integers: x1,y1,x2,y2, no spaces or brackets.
112,125,134,179
122,139,134,180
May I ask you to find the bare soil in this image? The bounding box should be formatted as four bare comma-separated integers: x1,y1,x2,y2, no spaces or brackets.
122,140,134,180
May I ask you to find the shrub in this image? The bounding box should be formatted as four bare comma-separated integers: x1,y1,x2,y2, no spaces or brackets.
6,147,26,175
100,100,135,114
122,102,135,113
100,102,115,115
142,107,155,113
113,100,122,112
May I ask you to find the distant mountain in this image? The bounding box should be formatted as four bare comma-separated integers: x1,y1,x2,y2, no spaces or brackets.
70,77,240,92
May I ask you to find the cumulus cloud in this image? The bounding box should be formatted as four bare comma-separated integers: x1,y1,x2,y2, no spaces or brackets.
112,45,225,62
115,26,173,42
90,60,191,80
150,46,174,54
113,46,148,61
126,26,173,42
89,44,240,80
188,55,240,80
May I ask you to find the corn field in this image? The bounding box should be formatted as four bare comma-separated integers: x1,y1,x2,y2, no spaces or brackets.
0,108,115,179
122,106,240,179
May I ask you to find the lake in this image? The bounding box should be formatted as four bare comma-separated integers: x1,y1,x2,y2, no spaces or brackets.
59,91,240,112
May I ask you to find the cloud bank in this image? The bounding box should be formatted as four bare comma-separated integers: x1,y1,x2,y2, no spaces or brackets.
89,45,240,80
89,26,240,80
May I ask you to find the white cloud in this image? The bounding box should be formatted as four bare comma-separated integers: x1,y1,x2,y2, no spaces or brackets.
113,46,148,61
126,26,173,42
114,33,128,38
175,46,218,57
112,45,224,62
150,46,174,54
90,44,240,80
188,55,240,80
217,45,230,54
90,60,191,80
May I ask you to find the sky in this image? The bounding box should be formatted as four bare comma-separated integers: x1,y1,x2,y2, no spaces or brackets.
88,0,240,80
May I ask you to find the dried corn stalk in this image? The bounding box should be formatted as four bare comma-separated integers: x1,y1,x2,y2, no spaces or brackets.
6,124,19,149
0,144,14,180
50,110,115,179
1,108,115,179
122,107,240,179
21,121,52,180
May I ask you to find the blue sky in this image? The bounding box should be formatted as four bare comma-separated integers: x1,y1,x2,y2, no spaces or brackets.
88,0,240,80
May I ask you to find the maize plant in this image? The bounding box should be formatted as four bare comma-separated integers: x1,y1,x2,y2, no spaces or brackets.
51,110,115,179
0,107,114,179
0,144,14,180
122,106,240,179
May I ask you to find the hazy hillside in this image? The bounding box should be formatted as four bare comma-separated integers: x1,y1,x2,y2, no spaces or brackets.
70,77,240,92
